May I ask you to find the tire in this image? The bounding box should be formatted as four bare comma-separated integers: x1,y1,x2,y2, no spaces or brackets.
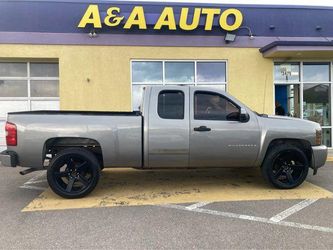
261,144,309,189
47,148,100,199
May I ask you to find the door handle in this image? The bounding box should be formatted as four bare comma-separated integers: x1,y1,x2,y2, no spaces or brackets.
194,126,211,132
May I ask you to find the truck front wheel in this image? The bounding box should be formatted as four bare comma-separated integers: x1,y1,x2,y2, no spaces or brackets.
47,148,100,199
261,144,309,189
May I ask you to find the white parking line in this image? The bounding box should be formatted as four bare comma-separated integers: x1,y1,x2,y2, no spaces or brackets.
19,185,47,191
23,171,46,184
161,202,333,234
269,199,319,222
19,171,47,191
24,179,47,185
185,202,211,210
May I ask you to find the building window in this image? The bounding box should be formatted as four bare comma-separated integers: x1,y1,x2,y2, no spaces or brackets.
274,62,332,147
165,62,195,83
303,63,330,82
274,63,300,82
131,60,227,110
0,62,59,99
0,80,28,97
0,62,59,149
197,62,226,83
132,61,163,83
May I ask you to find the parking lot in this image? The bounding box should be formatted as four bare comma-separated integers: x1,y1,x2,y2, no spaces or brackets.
1,162,333,249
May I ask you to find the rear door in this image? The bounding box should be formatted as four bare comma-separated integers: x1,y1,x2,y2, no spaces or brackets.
147,86,190,168
189,87,260,167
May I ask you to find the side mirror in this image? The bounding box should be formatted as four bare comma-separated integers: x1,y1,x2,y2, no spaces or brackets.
239,108,250,123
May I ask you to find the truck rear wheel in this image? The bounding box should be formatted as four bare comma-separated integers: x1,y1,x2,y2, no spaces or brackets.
47,148,100,199
261,144,309,189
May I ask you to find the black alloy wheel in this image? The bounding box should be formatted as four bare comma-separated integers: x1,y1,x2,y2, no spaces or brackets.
261,144,309,189
47,148,100,199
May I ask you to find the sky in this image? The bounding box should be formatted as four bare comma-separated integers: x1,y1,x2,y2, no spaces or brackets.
121,0,333,7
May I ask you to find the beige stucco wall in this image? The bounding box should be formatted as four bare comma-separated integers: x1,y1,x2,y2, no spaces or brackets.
0,44,274,114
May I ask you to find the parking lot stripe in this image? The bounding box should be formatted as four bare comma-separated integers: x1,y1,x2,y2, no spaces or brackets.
269,199,318,222
23,179,47,185
185,202,211,210
19,185,47,191
161,203,333,233
22,168,333,212
19,171,47,192
22,171,46,185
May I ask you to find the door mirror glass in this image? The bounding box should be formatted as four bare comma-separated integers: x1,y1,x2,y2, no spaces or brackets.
240,108,250,123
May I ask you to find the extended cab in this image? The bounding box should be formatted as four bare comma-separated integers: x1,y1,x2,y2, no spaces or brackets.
0,86,327,198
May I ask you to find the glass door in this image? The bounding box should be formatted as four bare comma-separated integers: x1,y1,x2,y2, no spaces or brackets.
275,84,300,117
274,62,332,147
274,63,301,118
302,63,331,147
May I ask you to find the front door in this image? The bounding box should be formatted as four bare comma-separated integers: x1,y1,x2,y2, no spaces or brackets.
148,86,190,168
189,88,260,167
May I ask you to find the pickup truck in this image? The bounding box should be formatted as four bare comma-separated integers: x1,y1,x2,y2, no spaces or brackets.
0,86,328,198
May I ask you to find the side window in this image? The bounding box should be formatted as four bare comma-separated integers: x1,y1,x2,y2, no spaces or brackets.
194,92,240,121
158,90,184,119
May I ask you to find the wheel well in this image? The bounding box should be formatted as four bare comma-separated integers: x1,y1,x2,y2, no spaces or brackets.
266,139,312,163
43,137,104,167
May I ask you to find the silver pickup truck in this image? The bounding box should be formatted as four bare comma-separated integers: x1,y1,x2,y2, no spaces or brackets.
0,86,328,198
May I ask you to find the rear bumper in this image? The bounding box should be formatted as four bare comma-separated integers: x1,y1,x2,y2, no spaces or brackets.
311,145,328,170
0,150,17,167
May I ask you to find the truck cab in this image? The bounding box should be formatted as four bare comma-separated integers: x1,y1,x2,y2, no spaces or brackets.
144,86,261,168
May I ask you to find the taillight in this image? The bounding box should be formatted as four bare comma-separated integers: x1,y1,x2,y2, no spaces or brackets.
5,122,17,146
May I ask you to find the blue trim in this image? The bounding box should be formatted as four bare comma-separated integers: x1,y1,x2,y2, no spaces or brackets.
0,31,276,47
8,0,333,10
1,1,333,37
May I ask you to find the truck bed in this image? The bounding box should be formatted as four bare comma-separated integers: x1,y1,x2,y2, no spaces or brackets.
8,110,141,116
6,110,143,169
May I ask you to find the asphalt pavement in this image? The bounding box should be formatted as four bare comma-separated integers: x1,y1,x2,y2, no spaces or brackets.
0,163,333,249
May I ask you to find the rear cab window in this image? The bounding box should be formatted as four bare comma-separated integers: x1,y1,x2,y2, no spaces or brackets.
158,90,184,119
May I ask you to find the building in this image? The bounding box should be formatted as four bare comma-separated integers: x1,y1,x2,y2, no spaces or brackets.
0,0,333,151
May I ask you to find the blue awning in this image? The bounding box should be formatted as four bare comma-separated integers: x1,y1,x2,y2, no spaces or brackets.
260,40,333,58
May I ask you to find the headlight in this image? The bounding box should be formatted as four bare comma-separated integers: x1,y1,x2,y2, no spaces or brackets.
315,129,322,145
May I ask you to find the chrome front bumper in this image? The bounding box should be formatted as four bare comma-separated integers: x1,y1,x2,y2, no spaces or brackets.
311,145,328,170
0,150,17,167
